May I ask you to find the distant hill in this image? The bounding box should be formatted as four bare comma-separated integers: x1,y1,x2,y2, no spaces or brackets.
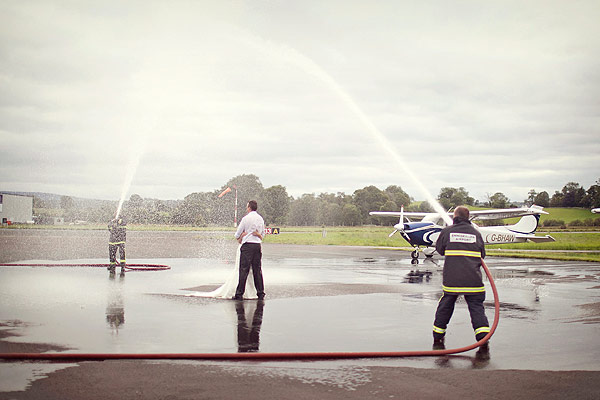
2,191,180,210
1,191,117,208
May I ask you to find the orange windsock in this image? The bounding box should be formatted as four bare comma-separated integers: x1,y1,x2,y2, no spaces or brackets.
218,187,232,198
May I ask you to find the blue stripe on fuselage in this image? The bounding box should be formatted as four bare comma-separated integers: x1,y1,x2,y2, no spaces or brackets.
400,222,441,246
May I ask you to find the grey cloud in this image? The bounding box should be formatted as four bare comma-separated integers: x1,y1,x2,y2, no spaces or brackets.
1,0,599,203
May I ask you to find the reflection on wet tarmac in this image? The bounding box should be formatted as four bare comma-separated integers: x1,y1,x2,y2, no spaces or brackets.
404,270,432,283
106,273,125,332
235,300,264,352
434,350,491,370
403,257,438,283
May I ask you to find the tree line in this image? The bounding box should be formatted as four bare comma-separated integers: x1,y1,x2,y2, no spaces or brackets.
35,175,600,227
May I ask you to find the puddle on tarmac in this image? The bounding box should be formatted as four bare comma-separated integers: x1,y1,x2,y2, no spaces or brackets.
1,255,600,391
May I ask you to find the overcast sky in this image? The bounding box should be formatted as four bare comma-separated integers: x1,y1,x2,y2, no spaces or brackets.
1,0,599,205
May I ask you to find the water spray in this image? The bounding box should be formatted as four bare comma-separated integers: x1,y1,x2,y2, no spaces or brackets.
114,137,147,219
245,37,453,225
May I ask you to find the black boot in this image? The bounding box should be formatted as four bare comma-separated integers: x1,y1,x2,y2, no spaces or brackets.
432,338,445,350
476,342,490,360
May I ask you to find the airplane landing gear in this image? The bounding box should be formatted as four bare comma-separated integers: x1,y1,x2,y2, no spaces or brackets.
411,249,419,260
423,248,436,258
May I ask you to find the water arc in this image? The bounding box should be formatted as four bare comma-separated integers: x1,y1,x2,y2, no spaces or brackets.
247,38,453,225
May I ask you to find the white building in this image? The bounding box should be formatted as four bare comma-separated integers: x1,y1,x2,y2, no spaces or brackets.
0,193,33,224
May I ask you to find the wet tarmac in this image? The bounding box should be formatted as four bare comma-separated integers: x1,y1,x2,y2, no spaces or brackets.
1,230,600,396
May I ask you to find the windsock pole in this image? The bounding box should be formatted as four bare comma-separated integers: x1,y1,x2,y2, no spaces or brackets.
217,186,237,227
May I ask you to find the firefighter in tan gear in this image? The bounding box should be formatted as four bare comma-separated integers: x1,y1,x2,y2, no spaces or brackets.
108,217,127,274
432,206,490,354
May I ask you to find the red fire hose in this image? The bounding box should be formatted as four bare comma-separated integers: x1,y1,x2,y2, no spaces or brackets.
0,259,498,361
0,263,170,271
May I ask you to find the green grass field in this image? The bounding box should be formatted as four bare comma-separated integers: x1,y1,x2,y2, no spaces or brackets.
263,226,600,262
538,207,598,224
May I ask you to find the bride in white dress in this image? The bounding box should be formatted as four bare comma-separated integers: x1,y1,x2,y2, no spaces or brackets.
188,232,259,299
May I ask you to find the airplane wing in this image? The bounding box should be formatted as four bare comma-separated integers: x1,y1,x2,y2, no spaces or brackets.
369,211,434,219
370,205,548,220
470,205,548,220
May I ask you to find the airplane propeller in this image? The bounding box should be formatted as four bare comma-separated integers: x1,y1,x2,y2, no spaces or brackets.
389,205,406,238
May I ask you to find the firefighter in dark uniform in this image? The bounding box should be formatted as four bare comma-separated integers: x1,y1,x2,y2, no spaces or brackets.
433,206,490,353
108,217,127,274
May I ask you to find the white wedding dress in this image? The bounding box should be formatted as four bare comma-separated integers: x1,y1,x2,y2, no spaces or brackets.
188,245,258,299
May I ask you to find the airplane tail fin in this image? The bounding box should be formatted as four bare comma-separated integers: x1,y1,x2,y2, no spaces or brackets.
507,214,556,243
507,215,540,234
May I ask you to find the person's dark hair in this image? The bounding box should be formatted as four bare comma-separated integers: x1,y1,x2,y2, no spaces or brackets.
453,206,470,220
248,200,258,211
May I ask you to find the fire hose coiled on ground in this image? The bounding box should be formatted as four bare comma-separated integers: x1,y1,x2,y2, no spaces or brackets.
0,263,170,271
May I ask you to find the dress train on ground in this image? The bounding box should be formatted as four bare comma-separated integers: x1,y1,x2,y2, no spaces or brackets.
187,245,257,299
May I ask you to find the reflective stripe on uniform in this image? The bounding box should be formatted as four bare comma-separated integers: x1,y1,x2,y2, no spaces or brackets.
475,326,490,335
433,325,446,334
109,241,125,245
444,250,481,258
443,285,485,293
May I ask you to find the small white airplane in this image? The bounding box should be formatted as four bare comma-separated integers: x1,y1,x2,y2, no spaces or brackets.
370,205,555,260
